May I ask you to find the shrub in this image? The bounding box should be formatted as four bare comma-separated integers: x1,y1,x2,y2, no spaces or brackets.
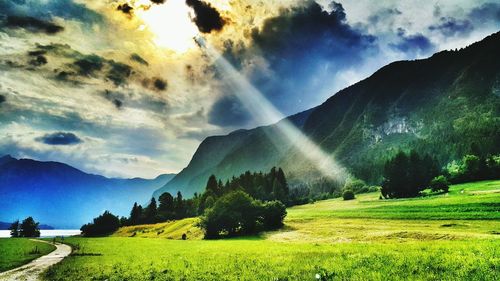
342,189,355,200
262,201,287,229
344,179,368,194
429,175,450,193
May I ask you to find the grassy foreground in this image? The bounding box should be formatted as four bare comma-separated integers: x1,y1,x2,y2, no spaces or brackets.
0,238,56,272
45,180,499,280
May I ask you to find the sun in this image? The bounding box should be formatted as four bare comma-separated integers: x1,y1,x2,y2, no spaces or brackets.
136,0,199,53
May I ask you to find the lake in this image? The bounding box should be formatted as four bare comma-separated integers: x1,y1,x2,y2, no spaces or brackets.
0,229,81,238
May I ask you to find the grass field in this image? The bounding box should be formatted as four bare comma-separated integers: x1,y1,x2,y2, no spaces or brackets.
44,180,499,280
0,238,56,272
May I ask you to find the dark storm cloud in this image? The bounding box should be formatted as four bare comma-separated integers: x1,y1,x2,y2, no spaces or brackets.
113,99,123,109
0,0,103,26
117,3,133,15
73,55,104,76
28,55,47,66
223,1,377,115
4,16,64,34
36,132,83,145
150,0,166,4
107,61,132,86
153,78,167,91
468,2,500,25
130,54,149,66
429,17,473,37
208,95,252,127
185,0,225,33
0,94,5,104
390,28,435,54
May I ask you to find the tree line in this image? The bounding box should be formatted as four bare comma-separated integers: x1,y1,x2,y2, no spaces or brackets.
9,217,40,237
81,167,290,238
381,151,499,199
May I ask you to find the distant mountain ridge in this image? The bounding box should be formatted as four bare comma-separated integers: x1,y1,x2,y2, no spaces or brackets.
0,155,175,228
0,221,54,230
153,31,500,198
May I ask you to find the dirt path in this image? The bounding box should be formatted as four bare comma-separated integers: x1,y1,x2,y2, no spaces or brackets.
0,240,71,281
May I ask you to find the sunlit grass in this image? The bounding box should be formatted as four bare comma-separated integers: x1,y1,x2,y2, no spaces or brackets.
112,217,203,240
0,238,55,272
43,180,500,280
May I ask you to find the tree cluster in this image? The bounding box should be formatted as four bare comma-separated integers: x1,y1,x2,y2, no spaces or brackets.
445,154,500,184
80,211,120,237
83,167,291,237
199,190,286,239
381,150,439,198
124,190,198,227
197,167,289,213
9,217,40,237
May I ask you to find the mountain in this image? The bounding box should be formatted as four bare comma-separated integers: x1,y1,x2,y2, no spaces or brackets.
153,31,500,197
0,156,175,228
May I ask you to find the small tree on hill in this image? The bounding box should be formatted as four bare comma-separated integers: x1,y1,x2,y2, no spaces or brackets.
429,175,450,193
342,189,355,200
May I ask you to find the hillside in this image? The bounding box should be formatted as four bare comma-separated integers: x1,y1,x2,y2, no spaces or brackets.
0,156,175,228
154,32,500,197
120,180,500,241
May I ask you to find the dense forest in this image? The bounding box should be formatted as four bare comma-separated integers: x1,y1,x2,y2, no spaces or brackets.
81,150,499,237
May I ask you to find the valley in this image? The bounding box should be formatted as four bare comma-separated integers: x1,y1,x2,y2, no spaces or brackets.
31,180,500,280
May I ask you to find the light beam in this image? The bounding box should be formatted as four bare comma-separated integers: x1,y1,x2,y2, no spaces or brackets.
195,36,347,181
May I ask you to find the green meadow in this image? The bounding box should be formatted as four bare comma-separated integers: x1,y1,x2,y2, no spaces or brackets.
0,238,55,272
39,180,500,280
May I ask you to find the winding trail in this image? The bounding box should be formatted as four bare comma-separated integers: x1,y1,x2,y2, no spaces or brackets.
0,240,71,281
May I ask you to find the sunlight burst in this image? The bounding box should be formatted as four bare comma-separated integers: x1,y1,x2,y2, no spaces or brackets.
137,0,198,53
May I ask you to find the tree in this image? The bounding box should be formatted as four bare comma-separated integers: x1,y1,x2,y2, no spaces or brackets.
9,220,19,238
206,175,219,195
158,192,175,220
342,189,355,200
129,202,142,225
81,211,120,237
174,191,185,219
144,198,158,224
429,175,450,193
20,217,40,237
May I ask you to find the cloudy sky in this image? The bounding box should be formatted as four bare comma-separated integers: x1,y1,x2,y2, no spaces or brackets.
0,0,498,178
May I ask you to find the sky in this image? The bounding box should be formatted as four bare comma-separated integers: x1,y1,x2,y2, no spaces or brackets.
0,0,498,178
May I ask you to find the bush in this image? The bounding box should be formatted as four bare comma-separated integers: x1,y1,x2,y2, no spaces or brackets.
344,179,368,194
342,189,355,200
429,175,450,193
262,201,287,229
